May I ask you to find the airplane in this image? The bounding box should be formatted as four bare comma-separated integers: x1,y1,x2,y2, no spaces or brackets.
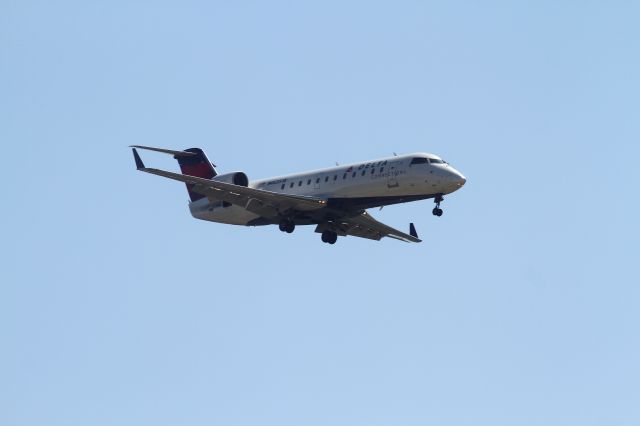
131,145,466,244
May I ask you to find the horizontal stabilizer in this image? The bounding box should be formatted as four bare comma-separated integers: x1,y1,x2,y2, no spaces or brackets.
130,145,197,157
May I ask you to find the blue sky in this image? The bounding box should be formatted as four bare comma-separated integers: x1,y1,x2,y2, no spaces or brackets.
2,1,639,425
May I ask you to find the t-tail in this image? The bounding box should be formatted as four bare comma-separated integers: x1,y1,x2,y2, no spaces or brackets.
130,145,217,202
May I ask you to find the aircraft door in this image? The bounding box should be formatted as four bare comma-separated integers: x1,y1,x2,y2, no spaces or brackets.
387,163,399,188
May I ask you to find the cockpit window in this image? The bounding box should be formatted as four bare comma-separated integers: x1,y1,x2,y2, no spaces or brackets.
430,158,444,164
410,157,429,165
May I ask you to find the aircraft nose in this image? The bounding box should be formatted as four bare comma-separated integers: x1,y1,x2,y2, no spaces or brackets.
448,169,466,188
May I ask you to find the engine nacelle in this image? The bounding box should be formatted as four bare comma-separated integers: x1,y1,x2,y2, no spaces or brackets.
212,171,249,187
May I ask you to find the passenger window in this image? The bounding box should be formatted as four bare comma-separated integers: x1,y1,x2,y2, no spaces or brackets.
361,170,366,176
380,167,384,173
290,182,294,188
281,183,285,190
333,175,337,181
316,178,320,184
307,179,311,185
325,176,329,182
298,181,302,186
343,173,347,179
352,172,356,178
371,169,375,174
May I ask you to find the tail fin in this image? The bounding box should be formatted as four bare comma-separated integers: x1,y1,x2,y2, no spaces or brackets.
174,148,217,202
130,145,217,202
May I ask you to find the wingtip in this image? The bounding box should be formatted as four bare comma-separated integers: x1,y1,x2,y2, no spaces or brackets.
132,148,145,170
409,223,419,239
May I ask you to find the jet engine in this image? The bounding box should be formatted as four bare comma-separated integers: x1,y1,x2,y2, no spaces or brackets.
212,171,249,187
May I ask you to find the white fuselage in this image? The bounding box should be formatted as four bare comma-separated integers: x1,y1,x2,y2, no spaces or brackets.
189,152,466,225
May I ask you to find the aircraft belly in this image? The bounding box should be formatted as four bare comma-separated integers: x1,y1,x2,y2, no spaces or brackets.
191,204,260,225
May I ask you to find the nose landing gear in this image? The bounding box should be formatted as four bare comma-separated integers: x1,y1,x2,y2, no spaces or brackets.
432,194,444,217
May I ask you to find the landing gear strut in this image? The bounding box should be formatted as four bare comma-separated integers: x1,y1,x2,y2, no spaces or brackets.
432,194,444,217
321,230,338,244
279,219,295,233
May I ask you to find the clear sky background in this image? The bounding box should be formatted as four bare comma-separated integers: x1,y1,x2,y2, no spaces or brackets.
2,1,639,425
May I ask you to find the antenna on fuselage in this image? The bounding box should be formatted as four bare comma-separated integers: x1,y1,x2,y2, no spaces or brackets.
393,152,398,156
335,161,339,166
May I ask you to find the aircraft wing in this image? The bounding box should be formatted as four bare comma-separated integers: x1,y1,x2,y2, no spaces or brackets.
321,211,422,243
132,148,327,217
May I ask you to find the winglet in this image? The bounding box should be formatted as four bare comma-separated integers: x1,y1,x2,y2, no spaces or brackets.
409,223,419,239
132,148,145,170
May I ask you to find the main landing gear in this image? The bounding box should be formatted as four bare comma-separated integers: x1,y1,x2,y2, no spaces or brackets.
321,230,338,245
279,219,295,233
432,194,444,217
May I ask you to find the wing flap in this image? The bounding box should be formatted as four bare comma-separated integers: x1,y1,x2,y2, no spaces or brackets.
324,211,421,243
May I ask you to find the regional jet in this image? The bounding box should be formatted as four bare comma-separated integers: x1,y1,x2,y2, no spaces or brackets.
131,146,466,244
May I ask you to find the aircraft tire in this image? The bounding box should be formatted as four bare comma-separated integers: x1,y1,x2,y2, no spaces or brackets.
280,219,295,233
322,230,337,244
327,231,338,244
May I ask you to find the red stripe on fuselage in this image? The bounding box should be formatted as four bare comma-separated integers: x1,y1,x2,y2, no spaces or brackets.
180,161,214,202
179,162,215,179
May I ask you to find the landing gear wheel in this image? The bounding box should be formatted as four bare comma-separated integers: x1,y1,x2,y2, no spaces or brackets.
321,230,338,244
328,233,337,244
279,219,295,233
433,194,444,217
